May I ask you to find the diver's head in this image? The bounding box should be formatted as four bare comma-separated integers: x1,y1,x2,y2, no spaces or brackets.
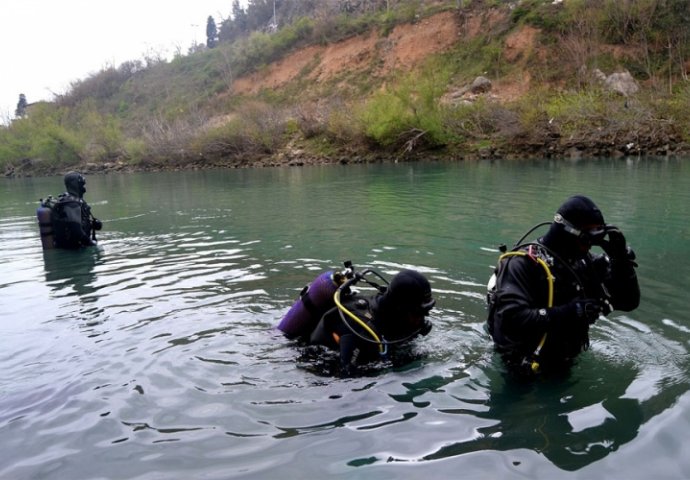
64,171,86,198
375,269,435,337
543,195,606,257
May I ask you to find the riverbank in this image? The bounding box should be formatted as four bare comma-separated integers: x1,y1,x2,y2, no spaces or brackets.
6,129,689,179
3,1,690,179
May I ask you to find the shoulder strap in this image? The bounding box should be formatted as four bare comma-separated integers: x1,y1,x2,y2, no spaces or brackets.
334,290,385,354
497,248,555,307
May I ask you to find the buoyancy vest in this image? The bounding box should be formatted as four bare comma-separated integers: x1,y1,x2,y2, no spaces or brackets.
51,194,91,249
310,293,384,359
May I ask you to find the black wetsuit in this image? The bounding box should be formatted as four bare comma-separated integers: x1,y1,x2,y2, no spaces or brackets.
52,172,101,249
487,241,640,373
310,292,430,374
52,194,97,248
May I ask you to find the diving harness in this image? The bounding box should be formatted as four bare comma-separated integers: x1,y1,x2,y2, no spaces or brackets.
488,222,609,373
490,245,554,373
332,261,430,357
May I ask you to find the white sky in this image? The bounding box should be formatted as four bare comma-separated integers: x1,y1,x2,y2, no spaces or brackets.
0,0,240,122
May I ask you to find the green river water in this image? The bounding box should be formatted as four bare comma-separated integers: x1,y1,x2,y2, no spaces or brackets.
1,158,689,479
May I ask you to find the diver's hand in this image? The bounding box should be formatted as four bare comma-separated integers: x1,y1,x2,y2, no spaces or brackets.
92,218,103,231
601,225,637,267
600,225,627,259
575,298,607,324
549,298,606,325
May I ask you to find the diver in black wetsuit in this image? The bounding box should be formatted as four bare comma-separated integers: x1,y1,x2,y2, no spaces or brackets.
51,172,103,249
309,269,435,376
487,195,640,375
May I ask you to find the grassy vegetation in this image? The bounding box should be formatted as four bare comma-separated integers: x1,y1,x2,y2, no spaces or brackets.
2,0,690,175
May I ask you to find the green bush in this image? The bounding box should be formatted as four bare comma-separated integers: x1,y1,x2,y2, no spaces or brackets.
443,98,515,142
122,137,149,164
662,84,690,141
34,125,83,164
80,111,124,161
358,89,410,146
0,103,84,168
326,103,363,146
541,90,609,134
190,102,288,159
357,63,453,151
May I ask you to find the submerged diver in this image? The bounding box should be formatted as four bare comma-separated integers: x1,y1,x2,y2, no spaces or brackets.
279,262,435,376
486,195,640,376
38,171,102,249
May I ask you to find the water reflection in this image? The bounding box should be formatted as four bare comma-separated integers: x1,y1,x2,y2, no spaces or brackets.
370,349,678,472
2,162,690,479
42,247,102,298
434,361,644,471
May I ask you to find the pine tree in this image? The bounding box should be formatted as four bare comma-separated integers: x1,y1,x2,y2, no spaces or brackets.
15,94,27,118
231,0,248,34
206,16,218,48
219,0,248,43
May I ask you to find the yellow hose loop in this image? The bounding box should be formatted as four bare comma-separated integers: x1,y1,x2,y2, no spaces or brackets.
333,289,384,353
498,249,555,373
498,251,554,307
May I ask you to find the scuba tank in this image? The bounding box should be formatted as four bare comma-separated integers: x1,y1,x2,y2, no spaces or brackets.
278,269,348,339
280,261,434,368
278,261,400,342
37,197,56,249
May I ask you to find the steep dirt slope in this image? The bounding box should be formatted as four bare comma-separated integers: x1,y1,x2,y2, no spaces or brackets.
231,9,536,102
232,11,461,94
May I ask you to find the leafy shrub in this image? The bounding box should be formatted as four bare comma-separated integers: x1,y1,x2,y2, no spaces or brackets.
191,101,288,160
0,103,83,168
357,64,452,151
444,98,521,142
658,84,690,141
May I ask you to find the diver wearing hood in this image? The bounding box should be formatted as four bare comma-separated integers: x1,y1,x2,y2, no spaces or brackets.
50,172,102,248
487,195,640,375
309,269,435,376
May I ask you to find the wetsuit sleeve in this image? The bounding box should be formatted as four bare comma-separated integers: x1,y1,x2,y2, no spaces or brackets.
605,257,640,312
80,202,96,246
311,324,362,376
491,256,552,348
310,310,339,348
338,333,359,375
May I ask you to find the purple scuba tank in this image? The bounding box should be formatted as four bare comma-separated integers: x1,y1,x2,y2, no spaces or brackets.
278,271,340,338
37,202,55,249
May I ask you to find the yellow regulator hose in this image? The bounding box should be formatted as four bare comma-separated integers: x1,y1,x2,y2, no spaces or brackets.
498,250,554,372
333,288,384,353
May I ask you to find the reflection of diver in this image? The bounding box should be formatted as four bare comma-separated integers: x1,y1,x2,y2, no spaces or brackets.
43,247,101,298
421,361,645,471
278,261,435,376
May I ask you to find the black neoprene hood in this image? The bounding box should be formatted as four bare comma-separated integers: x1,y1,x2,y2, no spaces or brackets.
556,195,605,228
386,269,435,312
64,172,86,198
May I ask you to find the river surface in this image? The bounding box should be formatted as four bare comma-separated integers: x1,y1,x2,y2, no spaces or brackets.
1,158,689,479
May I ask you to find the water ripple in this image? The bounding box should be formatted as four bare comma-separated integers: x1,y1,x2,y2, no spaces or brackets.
2,163,690,479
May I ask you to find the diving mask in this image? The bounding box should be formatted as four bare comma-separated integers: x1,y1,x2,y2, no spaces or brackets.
554,213,606,244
